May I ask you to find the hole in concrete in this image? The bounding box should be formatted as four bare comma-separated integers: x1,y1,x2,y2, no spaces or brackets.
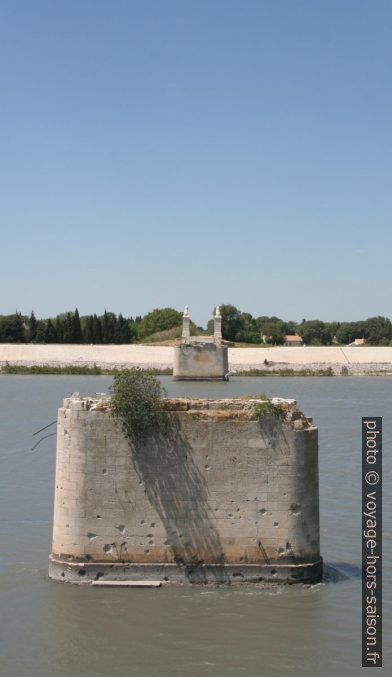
78,569,86,576
103,544,112,553
102,468,107,475
149,540,154,545
66,524,69,528
94,572,104,580
270,569,277,576
259,509,266,515
204,465,211,470
85,555,92,561
289,503,301,516
61,572,65,578
140,520,145,525
96,515,102,519
144,548,150,554
116,525,125,534
87,532,97,540
232,572,244,578
150,523,156,528
163,576,169,581
257,577,264,582
273,522,279,527
146,533,153,538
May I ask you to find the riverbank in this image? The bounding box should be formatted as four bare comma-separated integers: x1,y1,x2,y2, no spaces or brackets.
1,343,392,375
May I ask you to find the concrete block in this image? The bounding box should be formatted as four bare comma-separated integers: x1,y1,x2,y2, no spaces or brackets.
50,396,321,585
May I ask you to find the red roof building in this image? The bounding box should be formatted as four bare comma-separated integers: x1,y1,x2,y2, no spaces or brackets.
284,335,304,346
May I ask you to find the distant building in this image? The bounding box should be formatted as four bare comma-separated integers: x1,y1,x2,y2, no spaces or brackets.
348,338,366,346
284,335,304,347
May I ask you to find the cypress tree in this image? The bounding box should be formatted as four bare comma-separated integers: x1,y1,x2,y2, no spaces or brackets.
28,311,38,342
102,311,109,343
63,313,74,343
35,321,47,343
73,308,83,343
92,315,103,343
45,319,57,343
55,317,64,343
84,315,94,343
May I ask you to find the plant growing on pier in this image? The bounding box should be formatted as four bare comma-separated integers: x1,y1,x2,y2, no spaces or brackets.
110,368,168,446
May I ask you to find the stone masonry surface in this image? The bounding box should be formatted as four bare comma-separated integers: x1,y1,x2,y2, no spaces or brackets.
50,396,321,584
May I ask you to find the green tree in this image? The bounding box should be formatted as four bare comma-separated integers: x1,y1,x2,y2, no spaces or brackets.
73,308,83,343
55,317,64,343
137,308,182,339
35,320,47,343
92,315,103,343
102,310,117,343
45,319,58,343
62,312,75,343
299,320,332,345
114,314,131,343
218,304,243,342
364,316,392,345
235,313,260,343
257,317,286,345
83,315,95,343
28,311,38,342
336,321,366,345
0,313,26,342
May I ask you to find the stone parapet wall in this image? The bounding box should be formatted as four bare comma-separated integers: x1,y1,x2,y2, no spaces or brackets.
1,343,392,374
230,361,392,375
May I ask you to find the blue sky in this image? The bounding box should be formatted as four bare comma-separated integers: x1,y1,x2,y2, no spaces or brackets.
0,0,391,327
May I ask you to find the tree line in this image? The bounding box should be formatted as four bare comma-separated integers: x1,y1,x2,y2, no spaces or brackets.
1,304,392,346
0,307,183,344
208,305,392,346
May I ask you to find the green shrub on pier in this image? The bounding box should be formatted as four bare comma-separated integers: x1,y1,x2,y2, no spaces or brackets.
110,368,168,446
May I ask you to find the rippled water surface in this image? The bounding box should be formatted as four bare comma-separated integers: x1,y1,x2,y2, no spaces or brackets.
0,375,391,676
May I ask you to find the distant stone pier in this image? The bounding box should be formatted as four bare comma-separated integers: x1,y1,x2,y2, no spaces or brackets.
173,306,229,380
49,395,322,585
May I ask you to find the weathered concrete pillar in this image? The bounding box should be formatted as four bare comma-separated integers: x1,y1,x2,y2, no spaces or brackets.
49,396,322,585
173,342,228,380
181,306,190,343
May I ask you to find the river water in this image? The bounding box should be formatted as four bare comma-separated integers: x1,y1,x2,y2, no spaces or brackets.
0,375,391,676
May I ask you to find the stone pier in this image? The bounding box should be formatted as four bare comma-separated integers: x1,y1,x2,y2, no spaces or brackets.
173,306,229,380
49,395,322,585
